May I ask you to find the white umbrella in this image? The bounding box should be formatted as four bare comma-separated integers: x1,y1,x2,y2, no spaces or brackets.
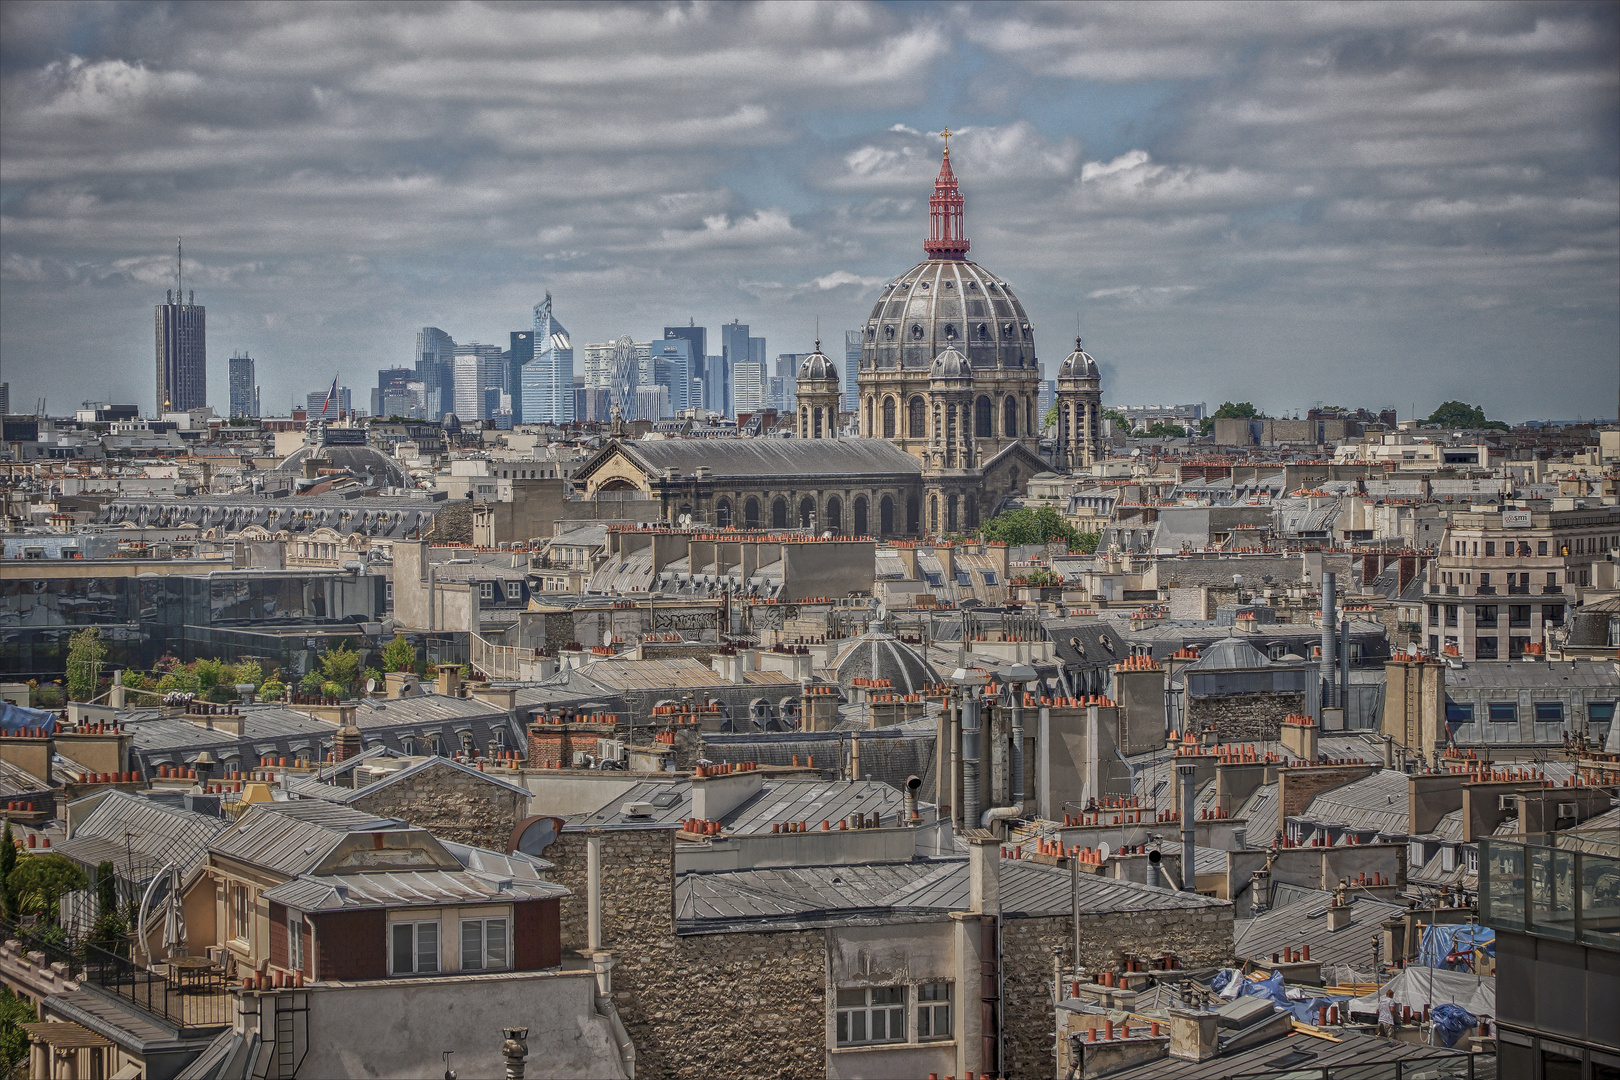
161,865,187,958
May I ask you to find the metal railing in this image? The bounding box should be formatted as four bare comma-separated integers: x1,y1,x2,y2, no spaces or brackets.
1224,1054,1487,1079
1480,833,1620,953
82,942,232,1032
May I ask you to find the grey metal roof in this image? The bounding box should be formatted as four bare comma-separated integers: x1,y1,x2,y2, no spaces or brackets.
208,802,403,876
350,694,512,728
261,867,566,912
1233,893,1404,969
290,754,530,804
568,776,926,832
1444,659,1620,691
887,858,1228,919
58,789,228,876
1113,1028,1466,1079
1291,769,1412,836
831,632,941,695
606,436,925,482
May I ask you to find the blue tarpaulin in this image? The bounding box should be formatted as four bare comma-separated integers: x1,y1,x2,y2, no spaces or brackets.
1211,969,1236,994
1237,970,1348,1022
1431,1003,1478,1048
0,702,57,735
1420,924,1494,971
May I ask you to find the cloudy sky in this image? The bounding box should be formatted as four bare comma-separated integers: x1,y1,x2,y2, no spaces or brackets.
1,1,1616,422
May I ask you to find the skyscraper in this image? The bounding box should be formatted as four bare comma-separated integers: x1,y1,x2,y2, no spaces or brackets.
663,323,706,409
452,344,504,421
228,353,257,418
155,239,206,413
373,367,415,418
306,386,352,417
608,335,639,420
650,339,692,415
720,321,750,418
507,330,534,421
415,327,456,420
733,361,766,416
521,293,574,425
844,331,861,411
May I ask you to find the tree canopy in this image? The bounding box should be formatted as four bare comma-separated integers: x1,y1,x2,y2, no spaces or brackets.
8,853,88,921
980,506,1099,553
66,626,106,703
1426,400,1508,430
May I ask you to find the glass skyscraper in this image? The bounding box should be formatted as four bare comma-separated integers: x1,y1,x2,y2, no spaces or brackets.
228,353,257,418
720,321,751,418
156,288,206,413
844,331,861,412
415,327,456,420
521,293,574,424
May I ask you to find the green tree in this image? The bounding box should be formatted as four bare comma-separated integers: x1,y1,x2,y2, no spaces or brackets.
381,634,416,674
981,506,1082,549
1201,401,1261,435
229,659,264,688
1142,422,1187,439
299,670,325,694
0,822,16,921
192,657,227,691
259,678,286,701
317,643,361,692
154,668,200,695
362,667,384,693
1042,402,1060,432
7,853,88,922
1102,407,1132,434
1425,400,1508,430
65,626,107,703
89,860,128,954
0,987,35,1075
1074,531,1101,555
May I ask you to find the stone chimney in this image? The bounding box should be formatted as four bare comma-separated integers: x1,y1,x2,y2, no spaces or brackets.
690,767,764,822
334,724,363,763
1167,1009,1218,1062
965,828,1000,915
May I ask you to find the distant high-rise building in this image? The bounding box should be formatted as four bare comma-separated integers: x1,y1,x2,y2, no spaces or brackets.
155,240,206,413
649,339,692,415
228,353,257,418
844,331,861,411
704,358,722,414
452,344,504,421
733,361,766,416
415,327,456,420
608,336,640,420
372,366,413,418
749,336,766,367
522,294,574,425
663,323,706,410
719,322,751,417
507,329,534,421
0,383,9,414
306,386,352,417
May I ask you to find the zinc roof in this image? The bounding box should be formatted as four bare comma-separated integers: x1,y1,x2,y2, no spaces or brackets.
58,789,227,876
1233,893,1404,969
208,802,403,877
260,867,566,912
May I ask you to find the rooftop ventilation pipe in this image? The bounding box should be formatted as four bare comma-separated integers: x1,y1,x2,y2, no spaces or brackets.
962,689,981,828
1339,615,1351,720
1178,761,1197,891
1320,572,1337,711
1146,848,1163,889
903,774,921,825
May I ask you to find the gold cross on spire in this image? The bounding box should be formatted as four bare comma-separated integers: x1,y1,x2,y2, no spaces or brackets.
940,127,952,156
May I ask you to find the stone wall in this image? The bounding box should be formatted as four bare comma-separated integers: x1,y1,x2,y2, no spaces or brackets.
550,827,827,1078
1000,907,1235,1078
527,719,617,768
349,762,525,849
1278,763,1380,821
1188,691,1303,742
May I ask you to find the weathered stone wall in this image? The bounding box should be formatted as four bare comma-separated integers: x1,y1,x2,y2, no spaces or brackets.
1000,907,1235,1079
349,763,524,849
1278,763,1380,820
1188,691,1302,742
550,827,826,1078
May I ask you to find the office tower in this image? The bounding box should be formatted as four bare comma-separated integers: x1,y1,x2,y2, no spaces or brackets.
415,327,456,420
636,385,669,421
372,367,413,418
844,331,861,412
703,359,722,414
155,240,206,413
719,322,750,417
608,335,640,419
0,383,7,414
452,344,504,421
521,294,574,425
749,336,766,368
306,386,352,417
733,361,766,416
649,339,691,415
663,323,706,410
228,353,257,418
507,330,534,421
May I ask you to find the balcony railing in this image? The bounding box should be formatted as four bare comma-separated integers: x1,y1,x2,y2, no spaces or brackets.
1480,833,1620,954
82,943,232,1033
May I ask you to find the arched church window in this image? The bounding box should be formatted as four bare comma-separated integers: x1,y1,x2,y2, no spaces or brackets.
745,497,760,528
977,323,990,341
975,397,992,439
944,324,957,340
880,496,895,536
882,397,896,439
772,498,789,529
866,325,875,340
885,325,896,341
827,497,842,534
911,324,924,340
908,397,926,439
854,496,869,536
799,497,815,529
1004,396,1018,437
1002,323,1014,337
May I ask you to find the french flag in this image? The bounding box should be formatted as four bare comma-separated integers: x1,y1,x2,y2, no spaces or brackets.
321,375,338,416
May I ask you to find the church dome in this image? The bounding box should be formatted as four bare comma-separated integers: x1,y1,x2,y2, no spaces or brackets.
863,260,1035,375
275,426,408,489
1058,338,1099,380
831,631,941,696
929,345,971,380
798,342,838,383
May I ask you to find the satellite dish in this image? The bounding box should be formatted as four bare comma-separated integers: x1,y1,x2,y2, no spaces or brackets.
1097,841,1112,860
507,815,566,857
602,629,613,647
365,678,376,693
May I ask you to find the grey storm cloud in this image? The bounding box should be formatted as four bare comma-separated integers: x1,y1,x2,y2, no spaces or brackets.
0,0,1615,421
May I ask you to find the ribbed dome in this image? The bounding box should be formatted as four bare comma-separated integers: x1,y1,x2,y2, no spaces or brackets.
798,343,838,383
929,345,971,380
1058,337,1099,380
862,259,1035,373
831,631,941,696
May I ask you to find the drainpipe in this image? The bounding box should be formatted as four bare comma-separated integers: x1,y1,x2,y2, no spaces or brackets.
962,691,981,828
903,775,921,824
849,732,861,782
1037,702,1050,817
1178,761,1197,891
1319,572,1337,712
427,563,437,632
949,694,962,832
1010,687,1026,814
1339,616,1352,723
586,830,603,952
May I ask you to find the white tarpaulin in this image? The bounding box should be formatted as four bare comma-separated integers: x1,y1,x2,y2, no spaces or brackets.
1348,967,1494,1019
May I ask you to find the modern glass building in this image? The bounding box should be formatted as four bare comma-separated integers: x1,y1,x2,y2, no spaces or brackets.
415,327,456,420
844,330,861,412
228,353,257,418
720,321,751,418
664,324,706,410
156,289,207,413
521,293,574,425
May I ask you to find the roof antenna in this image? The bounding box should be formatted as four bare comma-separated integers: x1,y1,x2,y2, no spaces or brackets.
176,237,183,304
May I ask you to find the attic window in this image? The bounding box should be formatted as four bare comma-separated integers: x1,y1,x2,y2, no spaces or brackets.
1099,634,1113,651
651,792,680,808
1070,636,1085,657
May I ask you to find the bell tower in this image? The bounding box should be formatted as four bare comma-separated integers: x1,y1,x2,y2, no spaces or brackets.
1055,337,1103,470
796,340,841,440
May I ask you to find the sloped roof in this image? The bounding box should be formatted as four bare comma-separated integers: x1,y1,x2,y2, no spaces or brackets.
1234,894,1405,968
592,438,924,484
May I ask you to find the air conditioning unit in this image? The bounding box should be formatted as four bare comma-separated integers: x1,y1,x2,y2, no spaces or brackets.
598,738,627,763
572,750,594,768
622,801,656,818
1557,802,1578,819
1498,795,1517,811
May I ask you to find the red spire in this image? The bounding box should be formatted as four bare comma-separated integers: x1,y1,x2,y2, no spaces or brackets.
923,128,969,260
